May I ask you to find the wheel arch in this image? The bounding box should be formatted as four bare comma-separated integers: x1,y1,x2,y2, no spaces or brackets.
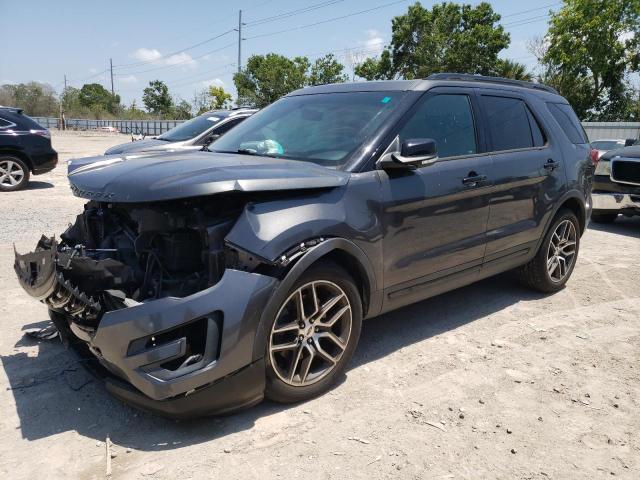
251,237,377,362
0,148,33,171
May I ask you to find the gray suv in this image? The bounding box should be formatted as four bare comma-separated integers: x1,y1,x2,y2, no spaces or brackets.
15,74,594,418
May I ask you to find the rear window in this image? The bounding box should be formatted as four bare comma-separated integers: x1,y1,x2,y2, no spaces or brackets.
547,103,588,144
481,96,544,151
0,117,14,129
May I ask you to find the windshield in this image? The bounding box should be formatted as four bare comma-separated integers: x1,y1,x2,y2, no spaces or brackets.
210,91,405,168
158,113,223,142
592,140,625,151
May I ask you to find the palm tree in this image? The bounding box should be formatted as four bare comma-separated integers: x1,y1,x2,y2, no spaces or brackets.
493,59,534,81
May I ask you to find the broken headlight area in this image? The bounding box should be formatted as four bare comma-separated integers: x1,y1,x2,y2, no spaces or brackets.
14,198,251,332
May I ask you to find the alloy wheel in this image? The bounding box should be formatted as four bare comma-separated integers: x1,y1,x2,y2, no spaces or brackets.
546,219,577,282
269,280,352,387
0,160,25,187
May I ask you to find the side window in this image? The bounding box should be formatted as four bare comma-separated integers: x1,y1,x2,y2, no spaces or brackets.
0,117,15,129
213,117,243,136
547,103,588,144
526,108,545,147
397,94,477,158
481,95,542,151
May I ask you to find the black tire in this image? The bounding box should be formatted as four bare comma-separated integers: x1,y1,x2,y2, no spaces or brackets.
0,155,30,192
516,208,580,293
265,261,362,403
591,211,618,224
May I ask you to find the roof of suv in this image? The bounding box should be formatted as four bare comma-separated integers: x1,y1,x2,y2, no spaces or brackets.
288,73,563,101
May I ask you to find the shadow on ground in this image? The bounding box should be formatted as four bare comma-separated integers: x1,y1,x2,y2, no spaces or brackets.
588,215,640,239
2,273,544,450
24,181,54,190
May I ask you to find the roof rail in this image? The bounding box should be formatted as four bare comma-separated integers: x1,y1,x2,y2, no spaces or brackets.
427,73,558,95
0,105,23,113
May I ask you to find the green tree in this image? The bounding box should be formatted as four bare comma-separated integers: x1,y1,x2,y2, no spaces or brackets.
536,0,640,120
355,2,510,80
142,80,173,116
208,86,232,110
0,82,59,116
172,99,193,119
308,54,349,85
78,83,120,114
492,59,533,81
234,53,310,107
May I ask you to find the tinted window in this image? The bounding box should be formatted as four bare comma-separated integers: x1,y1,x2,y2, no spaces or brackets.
526,108,546,147
482,96,539,151
212,92,407,168
158,114,224,142
213,117,243,136
547,103,588,144
398,94,477,158
0,117,14,128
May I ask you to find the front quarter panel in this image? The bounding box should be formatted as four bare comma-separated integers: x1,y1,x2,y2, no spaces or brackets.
225,171,384,301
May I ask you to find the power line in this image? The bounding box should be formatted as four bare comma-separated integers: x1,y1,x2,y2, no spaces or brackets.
244,0,345,27
502,2,560,19
114,29,235,69
245,0,409,41
115,41,236,75
504,14,550,28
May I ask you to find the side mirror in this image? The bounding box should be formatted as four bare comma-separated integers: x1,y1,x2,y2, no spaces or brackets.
625,138,635,147
387,138,438,169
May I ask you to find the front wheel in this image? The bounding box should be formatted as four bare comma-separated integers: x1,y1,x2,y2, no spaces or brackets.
516,209,580,293
265,262,362,403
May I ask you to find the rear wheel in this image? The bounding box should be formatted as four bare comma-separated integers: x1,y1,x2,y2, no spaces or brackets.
516,209,580,293
591,211,618,224
265,262,362,403
0,156,30,192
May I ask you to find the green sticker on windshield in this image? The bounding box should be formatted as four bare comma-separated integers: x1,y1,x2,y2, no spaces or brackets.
381,96,391,104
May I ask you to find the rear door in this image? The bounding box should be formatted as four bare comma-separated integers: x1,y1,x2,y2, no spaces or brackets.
478,91,565,269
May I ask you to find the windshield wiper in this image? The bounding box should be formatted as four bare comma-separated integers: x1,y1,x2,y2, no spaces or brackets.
236,148,259,155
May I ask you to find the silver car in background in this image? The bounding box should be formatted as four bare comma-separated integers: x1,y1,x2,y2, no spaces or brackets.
104,108,257,155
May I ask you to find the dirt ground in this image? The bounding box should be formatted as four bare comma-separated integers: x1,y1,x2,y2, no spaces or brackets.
1,131,639,479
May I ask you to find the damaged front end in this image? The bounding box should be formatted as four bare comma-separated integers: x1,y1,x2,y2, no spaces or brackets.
14,197,279,417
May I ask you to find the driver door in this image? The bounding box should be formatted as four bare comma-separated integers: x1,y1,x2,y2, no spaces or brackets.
377,88,493,311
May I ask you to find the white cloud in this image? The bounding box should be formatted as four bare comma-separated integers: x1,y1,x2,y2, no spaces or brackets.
130,48,197,68
118,75,138,84
358,29,384,56
201,78,225,88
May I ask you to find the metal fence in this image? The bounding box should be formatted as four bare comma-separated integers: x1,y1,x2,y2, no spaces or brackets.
31,116,640,142
32,117,185,136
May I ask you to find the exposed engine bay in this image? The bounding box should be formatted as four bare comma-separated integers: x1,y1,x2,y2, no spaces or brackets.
14,195,277,332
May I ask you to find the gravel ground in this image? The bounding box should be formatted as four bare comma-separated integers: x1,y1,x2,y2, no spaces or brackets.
1,132,639,479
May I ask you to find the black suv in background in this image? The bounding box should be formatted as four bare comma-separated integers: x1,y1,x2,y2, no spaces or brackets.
15,74,594,417
0,106,58,191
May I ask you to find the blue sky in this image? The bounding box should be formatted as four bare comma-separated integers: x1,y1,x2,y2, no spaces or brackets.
0,0,560,107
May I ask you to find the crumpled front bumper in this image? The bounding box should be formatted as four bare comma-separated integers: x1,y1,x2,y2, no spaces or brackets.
15,243,279,416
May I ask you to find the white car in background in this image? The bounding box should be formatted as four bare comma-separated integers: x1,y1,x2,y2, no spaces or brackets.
104,108,257,155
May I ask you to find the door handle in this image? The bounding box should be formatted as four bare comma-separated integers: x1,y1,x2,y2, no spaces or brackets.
462,173,487,187
543,159,559,172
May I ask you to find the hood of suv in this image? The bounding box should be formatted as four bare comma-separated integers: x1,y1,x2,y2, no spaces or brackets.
67,151,349,202
104,138,191,155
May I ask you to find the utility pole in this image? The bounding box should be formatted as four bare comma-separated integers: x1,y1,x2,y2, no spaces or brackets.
237,10,242,73
109,58,114,96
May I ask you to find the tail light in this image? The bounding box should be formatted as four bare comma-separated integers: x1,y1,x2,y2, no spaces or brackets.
30,129,51,139
589,148,600,166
